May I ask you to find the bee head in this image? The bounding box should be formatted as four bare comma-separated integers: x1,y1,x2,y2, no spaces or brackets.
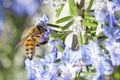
36,24,47,33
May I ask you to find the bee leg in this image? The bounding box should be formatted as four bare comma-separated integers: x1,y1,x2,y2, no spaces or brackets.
36,40,48,46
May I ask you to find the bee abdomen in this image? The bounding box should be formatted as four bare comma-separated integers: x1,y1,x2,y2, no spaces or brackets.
25,39,36,60
26,47,35,60
26,39,35,48
26,44,34,46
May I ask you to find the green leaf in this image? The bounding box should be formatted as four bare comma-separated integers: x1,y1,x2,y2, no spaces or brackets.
90,31,96,34
50,31,62,39
68,0,78,16
36,55,44,58
56,44,64,52
62,20,74,30
50,31,62,37
83,72,95,75
82,20,97,27
56,16,73,24
50,30,59,35
85,15,97,22
77,32,83,46
50,30,72,40
56,4,65,17
85,0,94,14
47,23,62,28
50,30,66,39
49,35,60,39
60,31,72,40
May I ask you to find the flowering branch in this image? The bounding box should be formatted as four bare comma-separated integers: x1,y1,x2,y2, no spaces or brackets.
25,0,120,80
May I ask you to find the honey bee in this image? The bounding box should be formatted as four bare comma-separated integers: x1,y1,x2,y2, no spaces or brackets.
16,24,49,60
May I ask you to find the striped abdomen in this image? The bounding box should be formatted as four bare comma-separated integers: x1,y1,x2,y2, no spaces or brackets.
25,38,36,60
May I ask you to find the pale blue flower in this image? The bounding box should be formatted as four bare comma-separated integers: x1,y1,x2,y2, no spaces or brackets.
63,74,70,80
103,25,120,39
50,40,65,48
39,65,58,80
36,15,51,42
92,57,112,80
103,25,120,65
103,25,120,41
59,47,82,79
40,52,59,80
107,2,116,27
11,0,40,16
50,40,65,53
36,15,48,27
112,0,120,8
109,9,116,27
92,74,104,80
80,41,102,65
102,25,111,37
40,52,57,65
95,1,109,22
95,1,117,26
80,41,112,80
105,39,120,66
80,45,92,65
110,27,120,42
25,53,59,80
49,40,65,60
25,47,59,80
95,8,109,22
25,58,44,80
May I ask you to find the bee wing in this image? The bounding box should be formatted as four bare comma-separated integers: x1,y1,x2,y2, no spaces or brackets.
15,33,32,49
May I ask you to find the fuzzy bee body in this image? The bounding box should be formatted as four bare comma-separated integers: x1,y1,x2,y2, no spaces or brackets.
16,24,48,60
25,37,36,60
25,33,43,60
